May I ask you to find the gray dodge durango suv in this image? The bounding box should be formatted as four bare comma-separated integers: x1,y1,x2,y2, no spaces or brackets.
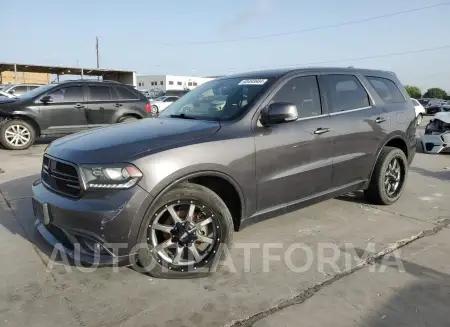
32,67,416,278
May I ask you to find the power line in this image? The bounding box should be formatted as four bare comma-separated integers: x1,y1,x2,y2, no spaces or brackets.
157,2,450,47
225,45,450,72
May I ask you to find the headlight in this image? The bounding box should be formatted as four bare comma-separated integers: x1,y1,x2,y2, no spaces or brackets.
80,163,143,190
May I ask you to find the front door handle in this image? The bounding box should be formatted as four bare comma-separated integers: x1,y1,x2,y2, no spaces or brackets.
375,117,386,123
314,127,330,135
114,103,123,108
74,103,85,109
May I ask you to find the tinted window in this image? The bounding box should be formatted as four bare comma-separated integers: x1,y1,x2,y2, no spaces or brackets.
11,86,28,95
48,86,83,103
89,86,111,101
321,75,370,112
114,86,139,100
193,82,198,86
366,76,405,104
169,81,174,85
177,82,182,86
271,76,322,118
160,81,164,85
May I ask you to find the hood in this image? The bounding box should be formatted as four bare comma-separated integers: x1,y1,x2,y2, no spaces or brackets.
0,97,20,104
434,112,450,124
47,118,221,164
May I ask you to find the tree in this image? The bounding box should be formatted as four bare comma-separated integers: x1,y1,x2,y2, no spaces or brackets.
404,85,421,99
423,88,447,99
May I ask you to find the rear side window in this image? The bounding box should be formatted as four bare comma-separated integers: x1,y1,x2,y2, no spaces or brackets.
114,86,139,100
321,75,370,113
271,75,322,118
89,86,112,101
366,76,405,104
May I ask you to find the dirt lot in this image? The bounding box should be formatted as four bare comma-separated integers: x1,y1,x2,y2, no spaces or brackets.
1,118,450,327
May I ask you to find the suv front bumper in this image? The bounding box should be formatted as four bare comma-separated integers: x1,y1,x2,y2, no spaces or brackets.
421,133,450,154
32,179,153,265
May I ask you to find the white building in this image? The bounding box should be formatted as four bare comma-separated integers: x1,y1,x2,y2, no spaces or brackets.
136,75,214,92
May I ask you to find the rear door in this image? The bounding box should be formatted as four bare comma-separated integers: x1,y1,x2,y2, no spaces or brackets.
111,85,145,118
318,73,387,188
85,85,117,127
38,85,88,135
254,75,333,211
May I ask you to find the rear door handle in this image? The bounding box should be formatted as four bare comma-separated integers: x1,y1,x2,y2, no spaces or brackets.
114,103,123,108
314,127,330,135
375,117,386,123
74,103,85,109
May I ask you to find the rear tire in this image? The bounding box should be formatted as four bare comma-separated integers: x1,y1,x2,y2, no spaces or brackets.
118,116,139,123
151,105,159,114
135,183,234,278
0,119,36,150
364,147,408,205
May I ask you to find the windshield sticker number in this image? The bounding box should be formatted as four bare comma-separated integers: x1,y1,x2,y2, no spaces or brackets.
238,79,267,85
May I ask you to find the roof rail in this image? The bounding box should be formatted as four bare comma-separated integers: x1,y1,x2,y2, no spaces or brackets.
58,79,122,84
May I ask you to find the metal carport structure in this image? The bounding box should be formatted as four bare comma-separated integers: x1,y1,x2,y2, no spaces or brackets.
0,62,137,86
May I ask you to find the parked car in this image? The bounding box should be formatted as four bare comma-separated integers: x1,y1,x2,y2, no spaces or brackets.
440,100,450,112
0,83,42,97
411,98,426,125
150,96,179,113
0,80,152,150
421,112,450,153
32,67,416,278
418,98,444,115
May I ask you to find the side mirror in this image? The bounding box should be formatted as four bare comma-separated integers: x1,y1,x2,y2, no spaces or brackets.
260,102,298,125
40,95,53,104
8,89,15,95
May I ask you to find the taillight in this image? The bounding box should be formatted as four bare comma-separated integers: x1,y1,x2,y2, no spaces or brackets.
146,103,152,113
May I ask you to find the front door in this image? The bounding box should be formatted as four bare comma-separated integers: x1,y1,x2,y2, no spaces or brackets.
254,75,333,212
318,73,388,188
39,85,88,136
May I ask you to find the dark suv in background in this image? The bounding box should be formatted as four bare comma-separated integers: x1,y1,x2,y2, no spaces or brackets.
0,80,151,150
32,67,416,278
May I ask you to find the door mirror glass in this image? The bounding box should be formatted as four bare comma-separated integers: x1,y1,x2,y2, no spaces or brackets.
40,95,53,103
260,102,298,125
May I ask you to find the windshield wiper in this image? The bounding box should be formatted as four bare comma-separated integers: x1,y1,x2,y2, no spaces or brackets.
169,114,196,120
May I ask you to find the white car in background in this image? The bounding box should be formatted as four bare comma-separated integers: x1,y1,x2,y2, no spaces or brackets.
151,96,179,113
411,98,426,125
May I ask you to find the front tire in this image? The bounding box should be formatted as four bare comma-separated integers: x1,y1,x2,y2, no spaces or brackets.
136,183,234,278
0,119,36,150
364,147,408,205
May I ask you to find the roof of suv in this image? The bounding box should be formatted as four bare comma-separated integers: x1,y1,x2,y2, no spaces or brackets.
219,67,396,80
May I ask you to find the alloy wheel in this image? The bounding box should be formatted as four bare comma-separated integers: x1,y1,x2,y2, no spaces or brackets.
4,125,31,147
148,200,220,269
384,157,403,198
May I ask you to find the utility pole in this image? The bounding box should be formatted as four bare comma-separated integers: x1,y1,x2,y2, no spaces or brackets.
96,36,100,81
96,37,100,68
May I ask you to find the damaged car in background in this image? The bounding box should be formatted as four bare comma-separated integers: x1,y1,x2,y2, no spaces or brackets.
421,112,450,154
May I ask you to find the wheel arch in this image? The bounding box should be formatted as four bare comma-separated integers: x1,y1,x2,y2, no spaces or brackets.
148,170,245,232
364,134,409,189
1,113,41,136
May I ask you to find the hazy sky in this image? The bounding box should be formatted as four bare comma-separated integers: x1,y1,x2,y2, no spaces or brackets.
2,0,450,92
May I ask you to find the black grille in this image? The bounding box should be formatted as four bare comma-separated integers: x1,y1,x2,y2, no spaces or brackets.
41,155,81,197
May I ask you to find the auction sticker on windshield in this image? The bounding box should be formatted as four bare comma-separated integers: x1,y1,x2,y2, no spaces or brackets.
238,79,268,85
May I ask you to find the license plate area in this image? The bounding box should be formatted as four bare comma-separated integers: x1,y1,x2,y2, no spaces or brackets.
32,198,51,225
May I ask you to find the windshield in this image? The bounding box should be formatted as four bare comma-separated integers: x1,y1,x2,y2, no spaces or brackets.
159,77,272,121
20,83,57,99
